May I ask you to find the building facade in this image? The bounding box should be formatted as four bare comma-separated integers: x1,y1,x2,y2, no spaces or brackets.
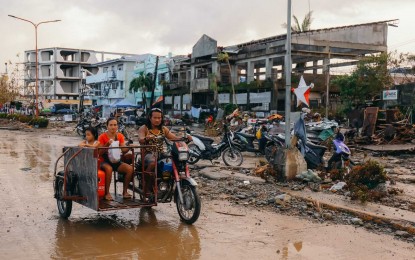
165,20,392,115
85,55,149,106
24,47,99,108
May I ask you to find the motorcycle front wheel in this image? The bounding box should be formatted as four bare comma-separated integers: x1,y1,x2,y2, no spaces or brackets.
175,183,201,224
222,147,243,166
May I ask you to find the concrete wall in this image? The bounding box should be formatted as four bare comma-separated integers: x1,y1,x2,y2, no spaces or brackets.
192,34,217,58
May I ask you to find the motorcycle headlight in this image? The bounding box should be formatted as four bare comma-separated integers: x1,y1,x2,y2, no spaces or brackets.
178,152,189,161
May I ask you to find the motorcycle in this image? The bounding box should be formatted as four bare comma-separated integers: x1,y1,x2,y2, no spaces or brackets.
117,120,130,139
75,117,92,137
327,132,355,173
91,117,107,134
187,124,244,166
132,137,201,224
231,125,275,156
264,113,327,170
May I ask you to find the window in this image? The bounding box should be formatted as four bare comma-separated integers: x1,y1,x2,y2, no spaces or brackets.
117,64,123,71
158,73,166,82
119,81,124,90
103,67,108,73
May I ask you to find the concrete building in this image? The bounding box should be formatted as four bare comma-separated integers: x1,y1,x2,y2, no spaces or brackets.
24,47,99,108
85,54,150,106
165,20,395,115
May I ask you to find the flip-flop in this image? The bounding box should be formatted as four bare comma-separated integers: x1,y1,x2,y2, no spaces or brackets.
104,195,114,201
123,194,132,199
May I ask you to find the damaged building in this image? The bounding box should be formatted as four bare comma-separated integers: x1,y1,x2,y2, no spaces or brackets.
165,20,396,115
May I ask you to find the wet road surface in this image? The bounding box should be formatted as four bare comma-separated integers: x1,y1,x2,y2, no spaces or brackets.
0,130,414,259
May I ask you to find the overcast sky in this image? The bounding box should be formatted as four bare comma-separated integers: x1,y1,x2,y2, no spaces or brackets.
1,0,414,74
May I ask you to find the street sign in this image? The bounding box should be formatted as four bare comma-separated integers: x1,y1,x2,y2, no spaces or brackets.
382,90,398,100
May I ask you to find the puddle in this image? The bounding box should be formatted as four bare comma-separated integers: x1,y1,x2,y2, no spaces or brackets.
279,241,337,259
51,209,201,259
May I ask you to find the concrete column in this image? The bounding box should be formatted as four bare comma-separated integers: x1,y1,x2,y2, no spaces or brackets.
231,64,238,85
247,61,254,83
265,58,273,80
313,60,318,76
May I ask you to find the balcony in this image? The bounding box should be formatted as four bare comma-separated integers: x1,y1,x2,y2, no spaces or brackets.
191,78,210,92
86,70,124,84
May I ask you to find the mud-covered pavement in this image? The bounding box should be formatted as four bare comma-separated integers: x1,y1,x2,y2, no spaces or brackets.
1,130,415,259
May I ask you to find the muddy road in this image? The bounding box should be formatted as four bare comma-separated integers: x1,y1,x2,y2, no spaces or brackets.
0,130,414,259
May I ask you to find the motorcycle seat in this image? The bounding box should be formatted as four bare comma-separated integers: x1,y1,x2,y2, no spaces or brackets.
193,134,214,144
236,132,256,140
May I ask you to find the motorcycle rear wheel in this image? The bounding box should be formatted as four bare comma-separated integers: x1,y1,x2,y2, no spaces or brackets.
56,176,72,219
222,147,243,166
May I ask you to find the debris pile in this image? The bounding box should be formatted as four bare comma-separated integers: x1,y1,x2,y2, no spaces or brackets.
372,122,415,145
350,107,415,145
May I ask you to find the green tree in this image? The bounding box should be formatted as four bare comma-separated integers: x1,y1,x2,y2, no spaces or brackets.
217,52,237,105
129,71,153,111
332,53,394,110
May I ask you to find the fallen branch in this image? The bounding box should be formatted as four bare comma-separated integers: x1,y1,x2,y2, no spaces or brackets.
215,211,246,217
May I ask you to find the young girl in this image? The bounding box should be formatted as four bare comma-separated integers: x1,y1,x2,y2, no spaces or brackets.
79,127,99,148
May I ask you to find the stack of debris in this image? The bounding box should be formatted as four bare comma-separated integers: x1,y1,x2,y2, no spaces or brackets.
373,121,415,145
351,107,415,145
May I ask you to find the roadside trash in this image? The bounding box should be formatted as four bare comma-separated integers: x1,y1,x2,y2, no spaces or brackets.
350,218,363,226
329,182,347,191
296,169,322,183
243,180,250,185
274,194,291,206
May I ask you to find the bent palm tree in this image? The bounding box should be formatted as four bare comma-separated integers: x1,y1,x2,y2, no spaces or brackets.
129,71,153,112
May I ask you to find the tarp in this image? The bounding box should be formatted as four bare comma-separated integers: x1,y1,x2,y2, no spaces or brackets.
110,99,139,108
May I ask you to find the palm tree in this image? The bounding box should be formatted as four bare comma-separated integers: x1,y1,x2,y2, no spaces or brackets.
217,52,237,105
282,11,313,73
282,11,313,33
129,71,153,112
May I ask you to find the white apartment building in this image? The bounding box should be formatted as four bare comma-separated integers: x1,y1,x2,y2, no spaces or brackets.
85,54,150,106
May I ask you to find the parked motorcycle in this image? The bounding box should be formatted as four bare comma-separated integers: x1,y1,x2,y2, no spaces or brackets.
231,125,275,156
132,137,201,224
117,120,130,140
264,113,327,170
75,117,92,137
327,132,355,172
188,124,244,166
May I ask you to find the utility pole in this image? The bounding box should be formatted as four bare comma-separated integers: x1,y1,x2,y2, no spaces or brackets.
8,15,61,118
150,56,159,108
284,0,292,148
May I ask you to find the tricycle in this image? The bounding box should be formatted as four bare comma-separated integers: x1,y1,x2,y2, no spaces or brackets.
53,140,201,224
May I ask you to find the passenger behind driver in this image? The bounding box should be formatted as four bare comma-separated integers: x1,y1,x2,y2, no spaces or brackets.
78,127,99,148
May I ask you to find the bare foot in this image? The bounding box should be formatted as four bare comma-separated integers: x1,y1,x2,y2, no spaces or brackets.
104,194,113,201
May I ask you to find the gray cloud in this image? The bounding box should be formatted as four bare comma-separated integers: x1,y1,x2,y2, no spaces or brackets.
1,0,414,74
